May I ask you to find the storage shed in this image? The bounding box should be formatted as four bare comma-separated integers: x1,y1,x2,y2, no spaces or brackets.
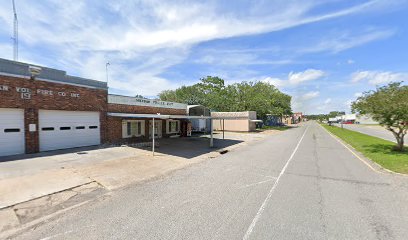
211,111,258,132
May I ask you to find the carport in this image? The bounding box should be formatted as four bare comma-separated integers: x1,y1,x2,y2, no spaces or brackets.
108,112,256,155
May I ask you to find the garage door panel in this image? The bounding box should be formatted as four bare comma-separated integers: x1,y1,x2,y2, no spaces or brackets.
39,110,100,151
0,108,25,157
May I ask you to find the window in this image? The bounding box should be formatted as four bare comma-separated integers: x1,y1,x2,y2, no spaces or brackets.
167,120,180,134
127,122,132,136
137,121,142,135
42,127,54,131
4,128,20,133
76,126,85,130
89,126,98,129
60,127,71,130
122,120,145,138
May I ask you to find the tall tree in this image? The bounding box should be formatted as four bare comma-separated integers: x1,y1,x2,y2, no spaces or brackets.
352,82,408,151
159,76,292,120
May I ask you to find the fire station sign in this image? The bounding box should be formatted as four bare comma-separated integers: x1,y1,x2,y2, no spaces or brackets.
0,85,80,100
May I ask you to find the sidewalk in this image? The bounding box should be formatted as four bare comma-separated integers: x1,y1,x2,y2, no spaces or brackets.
0,131,279,235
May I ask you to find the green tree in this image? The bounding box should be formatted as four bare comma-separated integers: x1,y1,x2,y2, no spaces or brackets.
159,76,292,120
328,111,345,118
196,76,227,110
352,82,408,151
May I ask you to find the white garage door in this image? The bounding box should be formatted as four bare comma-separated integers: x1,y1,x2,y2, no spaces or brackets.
0,108,25,157
39,110,100,151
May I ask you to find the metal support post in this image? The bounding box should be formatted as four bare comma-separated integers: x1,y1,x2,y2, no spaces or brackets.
210,119,214,148
152,118,155,155
222,119,225,139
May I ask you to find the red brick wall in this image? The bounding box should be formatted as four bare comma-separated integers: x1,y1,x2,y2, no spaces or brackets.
24,108,39,153
0,75,107,110
106,103,187,143
106,116,123,143
0,75,108,153
106,117,188,144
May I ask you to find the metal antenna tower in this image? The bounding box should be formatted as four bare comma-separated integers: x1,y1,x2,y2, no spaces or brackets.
12,0,18,61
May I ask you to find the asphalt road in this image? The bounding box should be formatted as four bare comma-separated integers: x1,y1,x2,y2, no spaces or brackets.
334,123,407,145
14,121,408,240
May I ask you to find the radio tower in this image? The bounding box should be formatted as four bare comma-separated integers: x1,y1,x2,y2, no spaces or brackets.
12,0,18,61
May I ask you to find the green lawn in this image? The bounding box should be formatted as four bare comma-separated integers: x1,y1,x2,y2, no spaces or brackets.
257,125,293,131
321,124,408,174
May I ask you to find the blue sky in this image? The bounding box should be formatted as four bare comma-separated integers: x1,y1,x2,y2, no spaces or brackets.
0,0,407,114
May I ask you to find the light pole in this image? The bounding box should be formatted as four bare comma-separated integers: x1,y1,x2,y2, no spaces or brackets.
105,62,110,87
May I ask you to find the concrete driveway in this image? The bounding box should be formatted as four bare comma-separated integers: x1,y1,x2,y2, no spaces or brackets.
1,130,282,236
11,122,408,240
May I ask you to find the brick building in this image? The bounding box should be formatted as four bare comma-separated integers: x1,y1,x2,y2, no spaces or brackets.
0,58,189,157
106,95,189,144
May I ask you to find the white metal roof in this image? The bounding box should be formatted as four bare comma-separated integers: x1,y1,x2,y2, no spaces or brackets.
108,95,187,110
108,112,209,119
108,112,255,120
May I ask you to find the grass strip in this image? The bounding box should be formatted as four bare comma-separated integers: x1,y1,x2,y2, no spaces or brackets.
321,124,408,174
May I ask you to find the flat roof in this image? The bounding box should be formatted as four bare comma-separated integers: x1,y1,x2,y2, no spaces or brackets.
0,58,107,89
108,112,253,120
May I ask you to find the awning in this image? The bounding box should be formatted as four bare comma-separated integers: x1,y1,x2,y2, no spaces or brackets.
108,112,212,119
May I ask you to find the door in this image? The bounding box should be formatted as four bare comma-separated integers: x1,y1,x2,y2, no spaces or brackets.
0,108,25,157
39,110,100,151
149,120,162,138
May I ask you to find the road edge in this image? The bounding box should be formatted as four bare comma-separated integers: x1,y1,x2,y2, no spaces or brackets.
319,123,408,177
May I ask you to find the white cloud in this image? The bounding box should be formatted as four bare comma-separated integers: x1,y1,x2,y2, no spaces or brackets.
0,0,392,96
195,53,292,66
261,77,286,88
351,70,407,85
290,91,320,113
288,69,326,85
302,91,320,100
324,98,332,104
354,92,363,97
347,59,355,64
260,69,326,88
302,28,396,54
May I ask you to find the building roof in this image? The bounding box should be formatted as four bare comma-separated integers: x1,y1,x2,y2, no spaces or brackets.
108,113,193,119
108,112,252,120
211,111,257,119
0,58,107,89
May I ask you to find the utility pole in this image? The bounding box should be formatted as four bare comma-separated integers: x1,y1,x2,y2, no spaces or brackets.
105,62,110,87
12,0,18,61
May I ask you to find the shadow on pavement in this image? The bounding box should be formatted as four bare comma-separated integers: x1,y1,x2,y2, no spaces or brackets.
130,137,243,159
0,136,243,163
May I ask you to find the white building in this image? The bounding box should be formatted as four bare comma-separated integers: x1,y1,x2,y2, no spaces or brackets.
356,114,379,124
